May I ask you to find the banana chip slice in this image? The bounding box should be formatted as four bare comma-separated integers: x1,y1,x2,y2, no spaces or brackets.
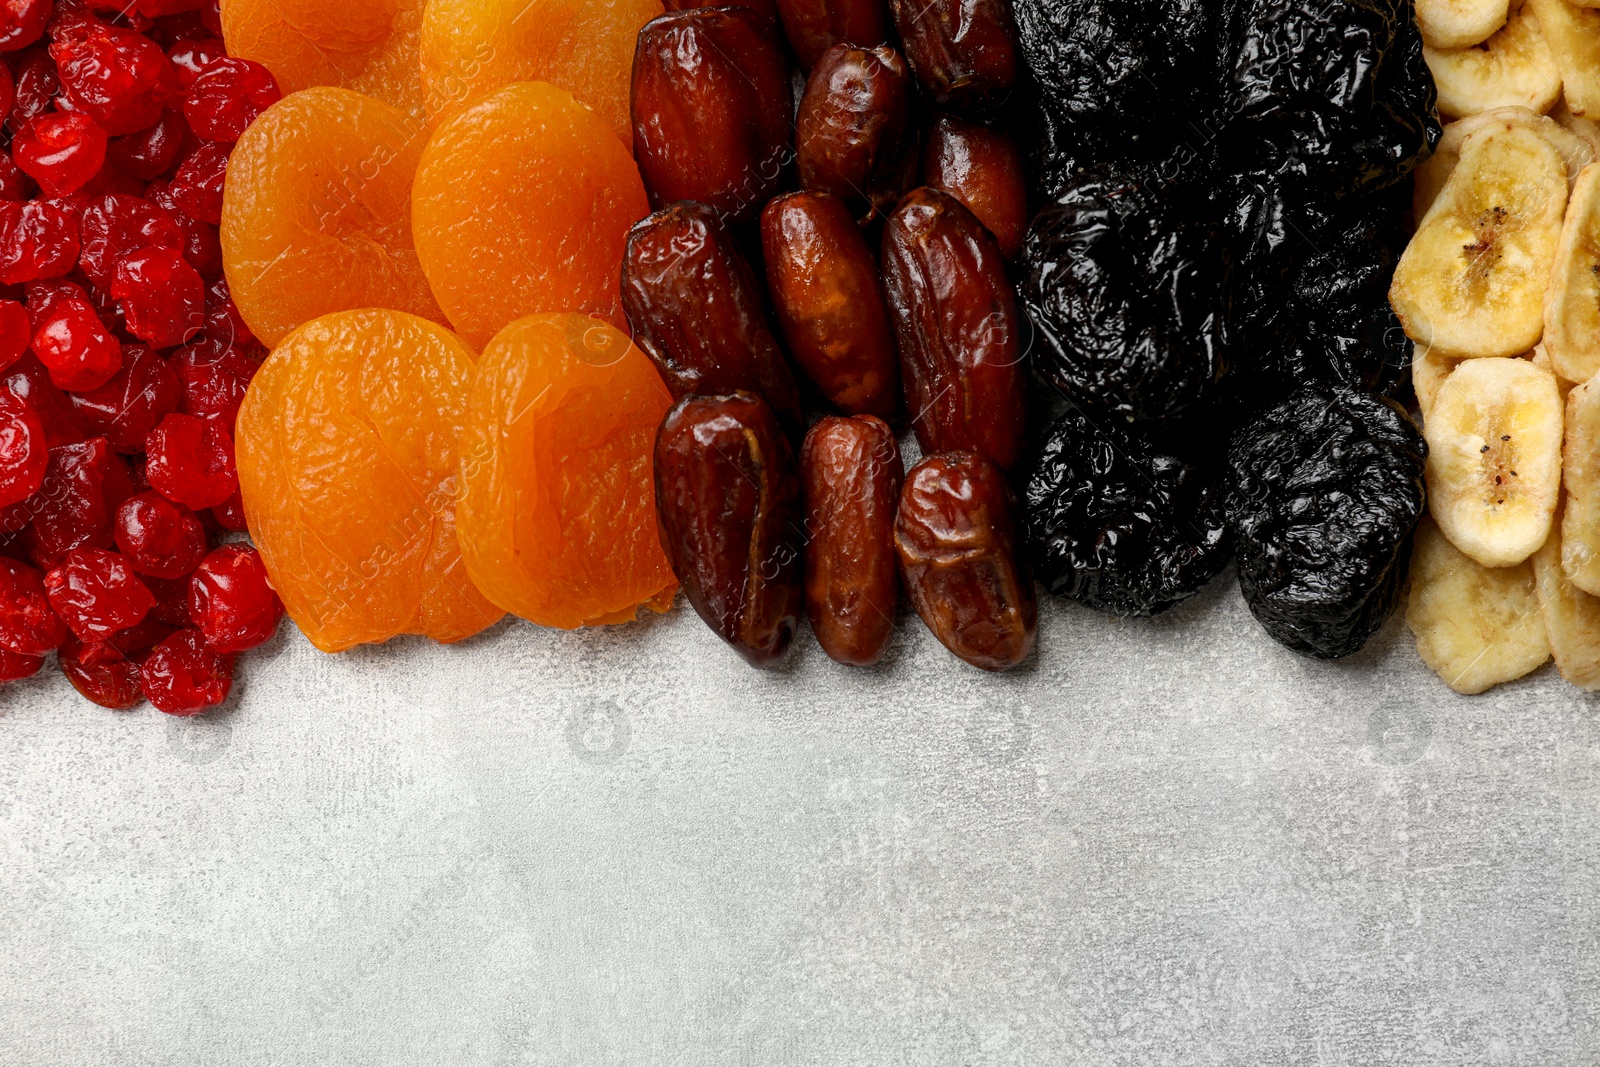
1554,96,1600,152
1425,356,1563,567
1412,106,1593,218
1407,518,1551,694
1391,120,1569,357
1542,164,1600,382
1419,0,1512,48
1528,0,1600,115
1561,375,1600,594
1533,513,1600,689
1413,344,1464,421
1426,0,1563,118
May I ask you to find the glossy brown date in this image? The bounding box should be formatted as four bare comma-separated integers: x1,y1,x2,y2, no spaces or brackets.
880,187,1025,470
664,0,777,22
776,0,892,70
631,8,793,224
622,201,803,437
760,190,899,420
887,0,1017,113
655,392,804,668
922,114,1027,259
800,415,902,666
894,450,1035,672
795,43,915,217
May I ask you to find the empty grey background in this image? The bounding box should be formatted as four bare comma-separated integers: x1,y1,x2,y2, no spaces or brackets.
1,575,1595,1065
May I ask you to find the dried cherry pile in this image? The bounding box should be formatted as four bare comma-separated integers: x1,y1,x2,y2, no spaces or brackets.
0,0,283,710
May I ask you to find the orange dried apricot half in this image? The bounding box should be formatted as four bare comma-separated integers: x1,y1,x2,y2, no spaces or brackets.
411,81,648,348
220,87,444,349
221,0,428,119
457,313,678,629
235,308,504,652
419,0,661,148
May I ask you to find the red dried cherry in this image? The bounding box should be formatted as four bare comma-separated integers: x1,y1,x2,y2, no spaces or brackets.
210,486,244,531
142,570,190,624
182,57,277,142
44,545,155,640
141,626,230,713
113,487,202,577
78,192,184,287
110,244,203,347
0,0,51,52
0,152,33,200
0,555,64,653
0,645,41,680
104,109,186,181
0,384,45,505
9,44,57,119
188,543,280,652
146,179,220,278
2,351,86,445
51,22,178,135
173,334,257,425
166,36,222,87
66,343,180,451
167,139,224,224
0,199,81,284
143,410,232,508
0,53,15,123
58,631,142,707
32,294,121,389
24,437,134,566
13,111,107,196
203,273,252,347
0,297,28,369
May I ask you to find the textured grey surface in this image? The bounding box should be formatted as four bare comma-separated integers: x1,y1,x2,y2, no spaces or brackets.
1,577,1597,1066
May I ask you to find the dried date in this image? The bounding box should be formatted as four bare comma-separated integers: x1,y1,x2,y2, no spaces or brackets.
795,44,916,218
631,8,793,223
921,113,1028,259
881,187,1025,470
777,0,892,69
760,190,899,421
622,201,803,437
895,450,1035,672
655,392,804,668
800,415,902,666
888,0,1019,114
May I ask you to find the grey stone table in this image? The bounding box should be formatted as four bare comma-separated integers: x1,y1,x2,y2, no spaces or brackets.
1,575,1595,1066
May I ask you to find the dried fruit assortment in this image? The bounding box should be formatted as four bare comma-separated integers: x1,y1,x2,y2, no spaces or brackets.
18,0,1597,711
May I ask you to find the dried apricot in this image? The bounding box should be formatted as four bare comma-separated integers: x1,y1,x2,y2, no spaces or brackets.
220,0,428,119
220,87,444,348
456,313,677,629
234,308,503,652
419,0,661,148
411,81,648,348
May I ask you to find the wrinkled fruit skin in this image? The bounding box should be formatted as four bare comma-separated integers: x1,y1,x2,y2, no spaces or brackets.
1226,384,1427,659
922,113,1027,260
144,412,236,511
800,415,901,667
895,450,1035,672
778,0,892,69
881,187,1024,469
114,490,206,579
141,627,232,714
44,547,155,641
654,392,803,668
0,386,47,507
760,191,899,421
59,635,144,708
622,201,802,437
631,8,793,223
187,544,283,653
1020,163,1231,423
0,555,66,654
1024,406,1231,617
888,0,1018,114
794,43,915,218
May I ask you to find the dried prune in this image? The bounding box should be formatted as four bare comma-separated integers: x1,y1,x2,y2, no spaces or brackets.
800,415,901,667
881,187,1025,469
888,0,1018,114
1013,0,1224,161
654,392,804,668
1226,384,1427,659
1019,163,1231,423
622,201,803,437
922,114,1027,259
760,191,899,421
631,8,793,224
1221,0,1439,199
777,0,892,70
895,450,1035,671
1024,406,1230,617
794,44,915,218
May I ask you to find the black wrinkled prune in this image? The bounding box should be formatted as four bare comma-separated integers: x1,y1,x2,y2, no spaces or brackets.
1019,163,1231,423
1226,384,1427,659
1222,0,1439,199
1012,0,1225,166
1024,406,1231,617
